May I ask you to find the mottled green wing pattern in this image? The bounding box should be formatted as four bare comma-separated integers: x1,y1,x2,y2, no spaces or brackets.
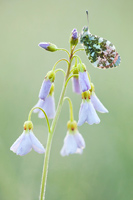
80,27,121,69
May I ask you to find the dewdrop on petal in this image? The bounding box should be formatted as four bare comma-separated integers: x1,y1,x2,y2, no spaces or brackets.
10,121,45,156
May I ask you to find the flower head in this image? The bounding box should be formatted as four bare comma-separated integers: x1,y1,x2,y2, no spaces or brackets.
10,121,45,156
72,66,81,94
78,63,91,92
60,121,85,156
39,71,55,101
34,84,56,119
78,91,100,126
38,42,58,52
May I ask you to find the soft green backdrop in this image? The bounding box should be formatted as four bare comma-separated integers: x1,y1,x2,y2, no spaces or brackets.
0,0,133,200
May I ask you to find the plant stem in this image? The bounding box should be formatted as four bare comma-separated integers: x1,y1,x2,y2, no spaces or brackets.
39,50,74,200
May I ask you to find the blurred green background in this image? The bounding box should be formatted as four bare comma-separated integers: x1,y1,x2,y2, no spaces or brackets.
0,0,133,200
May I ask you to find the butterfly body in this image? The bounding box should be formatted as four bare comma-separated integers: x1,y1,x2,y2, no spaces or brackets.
80,27,121,69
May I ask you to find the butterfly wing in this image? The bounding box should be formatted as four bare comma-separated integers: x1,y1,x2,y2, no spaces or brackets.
80,27,121,69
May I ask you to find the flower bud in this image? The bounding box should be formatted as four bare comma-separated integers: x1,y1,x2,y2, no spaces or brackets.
38,42,58,52
70,29,78,47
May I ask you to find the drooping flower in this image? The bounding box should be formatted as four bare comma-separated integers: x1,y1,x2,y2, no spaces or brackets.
34,84,56,119
90,83,108,113
38,42,58,52
78,90,100,126
39,71,55,101
72,66,81,94
60,120,85,156
78,63,91,92
10,121,45,156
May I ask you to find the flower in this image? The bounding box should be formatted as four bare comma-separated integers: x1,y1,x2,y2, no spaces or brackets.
91,92,108,113
60,121,85,156
78,91,100,126
10,121,45,156
72,66,81,94
34,84,56,119
78,63,91,92
39,71,55,101
72,77,81,94
38,42,58,52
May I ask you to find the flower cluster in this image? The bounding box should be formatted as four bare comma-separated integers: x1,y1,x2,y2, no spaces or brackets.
10,28,108,157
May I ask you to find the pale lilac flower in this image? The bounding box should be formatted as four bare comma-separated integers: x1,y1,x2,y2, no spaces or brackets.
91,92,108,113
60,131,85,156
72,77,81,94
78,99,100,126
39,79,52,100
79,71,91,92
34,95,55,119
10,121,45,156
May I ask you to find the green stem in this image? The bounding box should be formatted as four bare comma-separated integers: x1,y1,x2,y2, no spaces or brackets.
28,107,50,133
73,48,84,54
71,55,82,64
39,132,52,200
52,58,69,71
55,68,66,76
57,48,70,56
39,50,74,200
65,74,79,88
63,97,74,121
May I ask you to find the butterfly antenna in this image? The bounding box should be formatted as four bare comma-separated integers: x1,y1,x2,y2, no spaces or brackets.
86,10,89,27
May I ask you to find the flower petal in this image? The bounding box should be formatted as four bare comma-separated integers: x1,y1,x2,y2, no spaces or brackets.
29,131,45,154
91,93,108,113
38,95,55,119
39,79,52,100
87,101,100,125
72,77,81,94
79,72,91,92
78,101,88,126
74,131,85,149
10,132,25,153
16,133,32,156
33,99,45,113
60,134,77,156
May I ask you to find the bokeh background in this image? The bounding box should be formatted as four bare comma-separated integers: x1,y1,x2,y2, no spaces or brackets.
0,0,133,200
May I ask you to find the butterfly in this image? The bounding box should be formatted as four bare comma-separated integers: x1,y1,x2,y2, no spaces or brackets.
80,26,121,69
